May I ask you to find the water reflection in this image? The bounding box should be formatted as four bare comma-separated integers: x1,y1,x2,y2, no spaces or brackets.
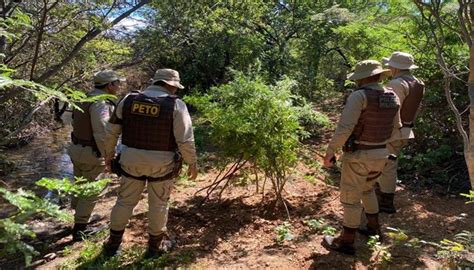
1,113,74,195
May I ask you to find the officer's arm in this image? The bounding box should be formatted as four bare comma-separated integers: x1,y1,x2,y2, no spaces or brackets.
173,99,197,166
89,101,112,157
103,100,124,160
326,91,365,154
392,95,402,130
388,79,408,105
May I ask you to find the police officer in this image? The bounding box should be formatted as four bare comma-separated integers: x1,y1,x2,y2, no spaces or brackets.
377,52,424,214
102,68,198,257
68,70,123,241
322,60,401,255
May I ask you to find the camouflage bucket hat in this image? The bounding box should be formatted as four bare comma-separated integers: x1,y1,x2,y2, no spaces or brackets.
347,60,390,81
93,70,126,85
152,69,184,89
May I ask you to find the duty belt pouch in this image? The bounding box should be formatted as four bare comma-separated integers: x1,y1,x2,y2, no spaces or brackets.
111,154,123,176
343,134,356,153
172,152,183,178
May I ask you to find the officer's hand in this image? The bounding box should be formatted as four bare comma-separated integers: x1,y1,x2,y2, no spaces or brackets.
323,152,336,168
187,164,198,180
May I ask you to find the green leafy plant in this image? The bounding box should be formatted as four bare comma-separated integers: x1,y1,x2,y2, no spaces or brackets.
386,227,409,245
0,188,72,265
367,235,392,268
433,231,473,266
385,227,474,268
304,218,337,236
36,177,110,198
187,71,329,211
0,177,110,265
460,190,474,204
274,222,294,244
322,226,337,236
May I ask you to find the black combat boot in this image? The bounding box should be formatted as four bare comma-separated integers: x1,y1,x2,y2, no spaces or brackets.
378,192,396,214
72,223,88,241
145,233,165,258
322,226,357,255
358,213,383,242
103,229,124,256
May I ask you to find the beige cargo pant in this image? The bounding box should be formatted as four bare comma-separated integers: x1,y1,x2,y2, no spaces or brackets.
71,162,105,224
110,176,174,236
376,140,408,193
340,149,388,228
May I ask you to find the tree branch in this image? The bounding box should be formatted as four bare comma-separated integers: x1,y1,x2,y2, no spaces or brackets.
457,0,472,47
30,0,60,80
0,94,54,146
34,0,151,83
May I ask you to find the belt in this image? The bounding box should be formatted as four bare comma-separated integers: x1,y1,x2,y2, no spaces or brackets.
71,132,101,157
118,167,176,182
402,123,414,128
355,144,386,150
111,153,183,182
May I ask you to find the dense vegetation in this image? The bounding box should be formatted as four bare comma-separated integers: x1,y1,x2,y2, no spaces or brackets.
1,0,470,189
0,0,473,268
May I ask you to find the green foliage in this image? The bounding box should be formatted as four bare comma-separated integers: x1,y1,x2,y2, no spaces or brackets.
386,227,409,245
0,176,110,265
384,227,474,267
0,188,72,223
434,231,473,260
433,232,473,267
0,219,38,265
0,187,71,265
460,190,474,204
0,9,32,44
36,177,110,198
274,222,294,244
60,231,195,269
186,71,325,198
304,218,337,236
368,235,392,267
292,95,332,137
400,145,454,172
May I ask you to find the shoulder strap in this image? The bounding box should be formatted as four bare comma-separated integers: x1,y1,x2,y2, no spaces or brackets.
108,93,139,125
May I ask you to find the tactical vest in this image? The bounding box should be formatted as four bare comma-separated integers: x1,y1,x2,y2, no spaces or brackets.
121,93,177,152
352,88,399,143
399,75,425,126
71,97,115,156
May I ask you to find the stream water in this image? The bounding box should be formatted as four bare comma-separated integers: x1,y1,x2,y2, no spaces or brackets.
1,112,74,196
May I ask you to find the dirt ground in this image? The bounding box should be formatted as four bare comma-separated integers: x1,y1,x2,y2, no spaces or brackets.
23,154,472,270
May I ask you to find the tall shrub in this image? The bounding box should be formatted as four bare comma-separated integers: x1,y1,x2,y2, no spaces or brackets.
186,72,327,213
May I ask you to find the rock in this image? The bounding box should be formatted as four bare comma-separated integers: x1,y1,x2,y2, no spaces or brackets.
44,253,57,260
290,245,296,249
460,213,468,218
447,226,456,232
265,262,270,266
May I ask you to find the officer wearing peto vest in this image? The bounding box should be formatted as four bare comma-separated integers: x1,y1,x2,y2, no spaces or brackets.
377,52,425,214
102,68,198,257
68,70,123,241
322,60,402,255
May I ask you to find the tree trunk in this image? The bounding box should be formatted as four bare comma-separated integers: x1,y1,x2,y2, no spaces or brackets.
467,43,474,188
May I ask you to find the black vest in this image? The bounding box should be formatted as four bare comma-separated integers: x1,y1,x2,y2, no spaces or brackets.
120,93,177,152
